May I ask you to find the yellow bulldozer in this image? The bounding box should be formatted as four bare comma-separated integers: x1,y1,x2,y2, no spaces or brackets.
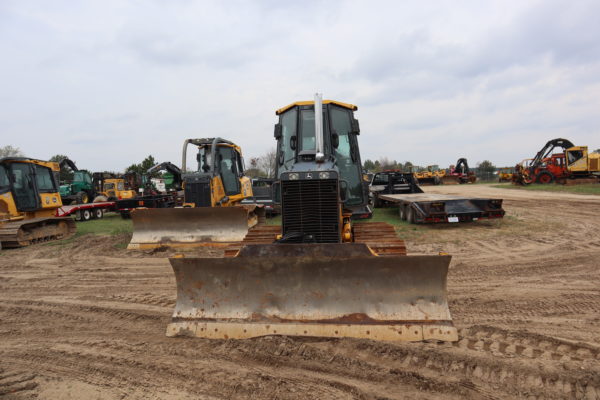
165,95,457,343
127,138,260,250
0,157,76,248
414,165,444,185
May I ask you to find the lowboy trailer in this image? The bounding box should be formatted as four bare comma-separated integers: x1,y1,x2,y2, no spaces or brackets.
378,193,505,224
55,201,116,221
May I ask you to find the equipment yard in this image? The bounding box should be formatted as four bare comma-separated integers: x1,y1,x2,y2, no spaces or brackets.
1,184,598,400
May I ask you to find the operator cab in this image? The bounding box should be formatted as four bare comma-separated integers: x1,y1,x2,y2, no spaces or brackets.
274,98,367,212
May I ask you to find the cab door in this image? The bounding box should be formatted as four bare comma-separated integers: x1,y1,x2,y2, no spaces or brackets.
217,147,241,196
10,163,40,211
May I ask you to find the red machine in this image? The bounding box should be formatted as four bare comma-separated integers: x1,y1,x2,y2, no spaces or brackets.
515,139,573,185
528,153,567,184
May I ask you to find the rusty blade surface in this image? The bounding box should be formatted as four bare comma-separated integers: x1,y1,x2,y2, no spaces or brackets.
167,243,456,341
127,207,251,249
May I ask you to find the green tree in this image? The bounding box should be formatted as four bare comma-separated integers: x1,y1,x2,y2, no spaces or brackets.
126,155,157,176
0,145,24,158
363,159,375,172
403,161,413,172
476,160,496,181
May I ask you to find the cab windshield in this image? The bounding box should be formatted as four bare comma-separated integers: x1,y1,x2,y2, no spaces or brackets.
567,150,583,164
299,109,328,152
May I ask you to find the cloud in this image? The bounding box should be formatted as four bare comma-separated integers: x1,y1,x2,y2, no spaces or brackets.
0,0,598,171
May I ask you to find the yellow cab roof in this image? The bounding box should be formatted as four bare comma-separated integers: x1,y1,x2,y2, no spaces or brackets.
276,100,358,115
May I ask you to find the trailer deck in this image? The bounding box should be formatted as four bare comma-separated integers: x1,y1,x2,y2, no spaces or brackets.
378,193,505,224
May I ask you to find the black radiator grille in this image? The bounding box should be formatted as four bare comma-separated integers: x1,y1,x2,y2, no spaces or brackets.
184,177,211,207
281,179,340,243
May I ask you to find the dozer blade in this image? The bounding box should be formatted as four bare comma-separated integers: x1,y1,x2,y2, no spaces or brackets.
167,243,457,342
441,176,460,185
127,207,255,250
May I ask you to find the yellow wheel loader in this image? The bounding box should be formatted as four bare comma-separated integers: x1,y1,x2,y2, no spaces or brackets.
0,158,76,248
166,95,457,343
127,138,259,250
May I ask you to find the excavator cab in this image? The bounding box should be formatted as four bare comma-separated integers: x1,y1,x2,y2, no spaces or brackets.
166,95,456,343
0,158,76,248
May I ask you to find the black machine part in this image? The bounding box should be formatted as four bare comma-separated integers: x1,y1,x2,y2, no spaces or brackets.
454,158,470,175
147,162,183,190
58,158,79,172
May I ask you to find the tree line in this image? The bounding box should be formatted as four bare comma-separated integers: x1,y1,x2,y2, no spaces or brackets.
3,145,600,183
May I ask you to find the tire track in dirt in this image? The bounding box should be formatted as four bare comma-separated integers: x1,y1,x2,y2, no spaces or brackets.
1,186,599,399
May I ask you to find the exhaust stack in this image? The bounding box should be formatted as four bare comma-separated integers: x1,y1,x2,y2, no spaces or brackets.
314,93,325,162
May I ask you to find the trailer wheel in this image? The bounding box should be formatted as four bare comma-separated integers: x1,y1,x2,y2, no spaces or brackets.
94,209,104,219
406,207,416,224
536,171,554,184
373,196,381,208
78,209,92,221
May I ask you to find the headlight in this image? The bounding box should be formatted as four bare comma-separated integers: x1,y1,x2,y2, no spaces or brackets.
288,173,299,180
319,172,330,179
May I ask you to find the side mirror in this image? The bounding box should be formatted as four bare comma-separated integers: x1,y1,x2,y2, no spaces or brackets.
351,118,360,135
290,135,297,150
331,131,339,148
274,123,282,139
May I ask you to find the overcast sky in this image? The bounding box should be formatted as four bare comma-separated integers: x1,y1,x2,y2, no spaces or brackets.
1,0,599,171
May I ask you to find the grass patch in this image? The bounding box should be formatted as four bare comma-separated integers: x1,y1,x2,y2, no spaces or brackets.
264,215,281,226
493,183,600,195
44,213,132,247
74,213,133,235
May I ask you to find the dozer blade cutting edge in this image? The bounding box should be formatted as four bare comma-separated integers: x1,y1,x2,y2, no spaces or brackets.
127,207,256,250
167,243,457,342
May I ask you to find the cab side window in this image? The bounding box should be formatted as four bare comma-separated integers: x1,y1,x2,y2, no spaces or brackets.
34,165,57,192
0,165,9,193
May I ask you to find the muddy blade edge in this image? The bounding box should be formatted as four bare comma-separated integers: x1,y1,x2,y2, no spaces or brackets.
166,244,457,342
127,207,252,250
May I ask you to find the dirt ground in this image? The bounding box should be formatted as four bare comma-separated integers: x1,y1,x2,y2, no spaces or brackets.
1,184,599,399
